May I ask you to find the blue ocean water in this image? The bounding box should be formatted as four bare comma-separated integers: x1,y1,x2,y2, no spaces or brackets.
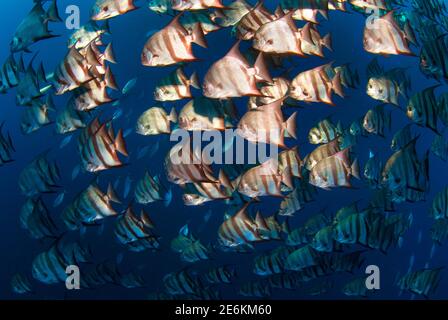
0,0,447,300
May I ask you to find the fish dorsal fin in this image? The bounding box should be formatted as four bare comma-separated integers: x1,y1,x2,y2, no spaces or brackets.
86,45,102,67
115,129,129,157
105,67,119,91
168,13,187,34
107,183,121,203
254,53,273,83
235,202,251,221
255,211,268,229
104,43,117,64
180,224,189,236
226,40,246,63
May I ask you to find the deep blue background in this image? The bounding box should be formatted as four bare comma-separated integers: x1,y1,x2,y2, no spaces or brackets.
0,0,447,300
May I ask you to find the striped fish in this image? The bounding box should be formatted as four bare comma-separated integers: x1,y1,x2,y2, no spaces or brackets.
309,148,360,190
237,158,293,198
431,135,448,161
299,23,332,57
280,0,329,24
363,11,415,56
181,11,221,35
391,123,415,151
350,0,390,10
248,77,290,109
364,151,383,188
18,152,60,197
430,187,448,220
78,118,128,172
115,206,159,252
309,118,341,145
16,61,49,106
363,104,391,137
20,197,58,240
236,1,275,40
163,270,202,296
310,226,341,252
290,63,344,105
180,240,211,263
268,273,299,290
0,123,15,165
430,219,448,245
68,20,110,49
218,202,263,248
73,72,117,111
135,172,171,206
304,138,342,170
398,268,443,298
83,42,116,77
0,55,24,93
239,281,271,298
279,146,302,179
10,274,33,295
91,0,138,21
53,47,95,95
285,245,324,271
342,277,368,297
406,86,439,133
142,14,207,67
61,182,120,230
237,100,297,147
212,0,252,27
172,0,225,11
154,67,199,102
203,41,272,99
333,209,400,253
420,35,448,81
253,246,294,276
203,266,236,284
438,93,448,126
165,142,217,185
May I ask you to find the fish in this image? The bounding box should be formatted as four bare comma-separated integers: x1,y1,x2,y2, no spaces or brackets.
309,148,359,190
78,118,129,172
248,77,291,109
431,135,448,161
18,151,60,197
179,97,237,131
398,268,443,298
218,202,263,248
0,55,25,93
114,206,160,252
252,12,309,56
342,277,368,297
364,151,383,188
154,68,199,101
236,1,275,40
148,0,174,15
363,104,391,137
181,11,221,35
56,97,90,134
290,63,344,105
203,41,272,99
135,172,172,206
141,15,207,67
391,123,415,151
21,95,54,135
280,0,329,24
239,281,271,298
172,0,225,11
61,182,120,230
406,86,440,134
20,197,58,240
122,77,137,95
68,20,110,49
203,266,236,284
11,274,33,295
363,11,416,56
237,100,297,147
430,187,448,220
237,158,293,198
10,0,61,52
309,118,342,145
304,138,342,171
420,34,448,82
0,123,14,165
91,0,138,21
52,191,65,208
136,107,177,135
212,0,252,27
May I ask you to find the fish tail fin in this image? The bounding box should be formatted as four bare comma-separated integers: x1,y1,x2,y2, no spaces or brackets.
332,71,345,98
107,183,121,203
115,129,129,157
104,43,117,63
190,72,200,89
254,53,273,83
46,0,62,22
164,189,173,207
300,23,313,45
284,111,298,140
191,23,208,48
105,67,119,91
168,107,178,123
351,158,361,180
322,33,333,51
404,21,417,45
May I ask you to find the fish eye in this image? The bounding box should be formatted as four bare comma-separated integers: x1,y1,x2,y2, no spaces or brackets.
103,6,109,12
267,39,273,45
